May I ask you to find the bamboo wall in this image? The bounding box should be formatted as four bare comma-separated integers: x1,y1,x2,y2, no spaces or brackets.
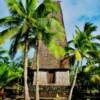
33,71,70,86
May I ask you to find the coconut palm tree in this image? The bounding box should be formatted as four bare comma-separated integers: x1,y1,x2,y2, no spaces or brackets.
0,0,39,99
32,1,66,99
0,0,38,99
66,22,100,100
0,0,65,99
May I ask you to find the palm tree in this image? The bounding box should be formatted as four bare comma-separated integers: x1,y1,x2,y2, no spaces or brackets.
0,0,65,99
31,1,65,99
66,22,100,100
0,0,38,99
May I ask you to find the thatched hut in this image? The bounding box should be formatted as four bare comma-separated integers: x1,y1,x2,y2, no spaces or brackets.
32,1,70,87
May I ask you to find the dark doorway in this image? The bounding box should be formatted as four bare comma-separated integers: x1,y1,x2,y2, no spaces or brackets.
47,71,55,84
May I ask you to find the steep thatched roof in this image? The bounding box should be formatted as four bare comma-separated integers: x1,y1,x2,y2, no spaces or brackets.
32,1,69,70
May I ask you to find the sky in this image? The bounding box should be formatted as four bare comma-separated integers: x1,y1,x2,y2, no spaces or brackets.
0,0,100,48
60,0,100,41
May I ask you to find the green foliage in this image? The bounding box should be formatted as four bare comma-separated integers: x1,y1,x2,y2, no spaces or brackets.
66,23,100,100
26,0,38,16
48,39,66,58
66,22,100,66
92,35,100,40
0,47,9,63
5,0,25,16
0,47,23,89
66,22,100,96
0,61,23,89
77,61,100,93
37,17,65,58
0,0,65,59
35,0,59,18
84,22,97,35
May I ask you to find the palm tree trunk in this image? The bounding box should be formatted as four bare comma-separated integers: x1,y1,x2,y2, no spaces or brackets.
68,66,78,100
36,38,40,100
24,38,30,100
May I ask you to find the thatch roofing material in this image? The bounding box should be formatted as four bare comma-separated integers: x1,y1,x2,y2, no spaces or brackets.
32,1,69,70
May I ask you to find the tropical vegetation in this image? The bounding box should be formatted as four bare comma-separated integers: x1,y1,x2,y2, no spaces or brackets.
65,22,100,100
0,0,100,100
0,0,65,100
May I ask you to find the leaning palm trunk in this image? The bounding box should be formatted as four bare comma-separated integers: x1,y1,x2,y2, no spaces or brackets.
24,38,30,100
68,66,79,100
36,38,40,100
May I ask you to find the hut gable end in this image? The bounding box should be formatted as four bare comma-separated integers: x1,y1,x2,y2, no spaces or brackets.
32,1,69,70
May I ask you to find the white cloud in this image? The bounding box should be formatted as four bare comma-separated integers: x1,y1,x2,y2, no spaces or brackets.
61,0,100,40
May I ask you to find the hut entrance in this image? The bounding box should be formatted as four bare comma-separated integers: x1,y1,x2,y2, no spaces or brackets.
47,71,55,84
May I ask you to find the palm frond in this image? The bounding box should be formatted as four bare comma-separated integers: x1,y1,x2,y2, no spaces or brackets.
65,46,74,54
91,42,100,50
44,1,60,15
0,26,19,37
5,0,25,17
0,37,6,44
21,20,29,35
26,0,38,16
84,22,97,35
28,17,37,27
38,18,64,42
40,30,54,45
34,0,60,18
47,39,66,58
0,16,22,27
9,27,22,58
18,0,26,13
87,50,100,59
92,35,100,40
0,50,7,56
0,26,20,44
73,30,88,49
18,37,36,50
75,25,81,34
16,40,25,51
43,0,59,11
67,40,73,45
33,3,46,18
